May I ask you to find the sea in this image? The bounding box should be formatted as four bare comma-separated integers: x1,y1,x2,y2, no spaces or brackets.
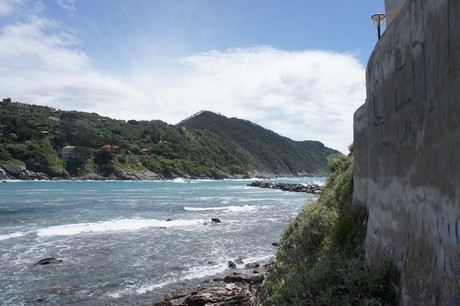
0,177,325,305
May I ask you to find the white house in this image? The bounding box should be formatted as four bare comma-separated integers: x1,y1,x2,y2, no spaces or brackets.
61,146,81,162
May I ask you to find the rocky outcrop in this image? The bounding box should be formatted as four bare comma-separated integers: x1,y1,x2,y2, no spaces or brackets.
0,168,7,180
0,163,69,180
113,169,162,180
153,258,274,306
0,162,162,181
1,163,29,179
153,282,259,306
247,181,322,194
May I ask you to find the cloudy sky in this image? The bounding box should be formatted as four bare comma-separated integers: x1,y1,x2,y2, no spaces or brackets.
0,0,385,153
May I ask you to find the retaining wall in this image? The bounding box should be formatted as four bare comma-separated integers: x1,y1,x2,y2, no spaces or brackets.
353,0,460,304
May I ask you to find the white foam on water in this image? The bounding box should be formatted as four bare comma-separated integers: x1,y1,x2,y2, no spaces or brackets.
184,205,267,213
105,252,277,301
36,218,206,237
106,261,229,299
0,232,26,241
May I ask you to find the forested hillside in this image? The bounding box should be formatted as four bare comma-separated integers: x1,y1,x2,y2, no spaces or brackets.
0,99,338,180
179,111,336,175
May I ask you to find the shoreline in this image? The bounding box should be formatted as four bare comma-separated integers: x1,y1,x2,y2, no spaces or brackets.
149,256,275,306
0,161,323,182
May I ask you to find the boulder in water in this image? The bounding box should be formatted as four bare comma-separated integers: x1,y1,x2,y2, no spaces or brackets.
34,257,63,266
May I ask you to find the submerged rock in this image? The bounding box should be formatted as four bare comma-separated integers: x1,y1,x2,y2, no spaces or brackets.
34,257,63,266
211,218,222,223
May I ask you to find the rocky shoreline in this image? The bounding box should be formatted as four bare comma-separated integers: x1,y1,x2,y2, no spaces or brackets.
0,162,319,182
247,181,322,194
150,257,274,306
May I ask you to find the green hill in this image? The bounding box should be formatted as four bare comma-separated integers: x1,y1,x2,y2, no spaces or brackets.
0,98,339,180
178,111,338,176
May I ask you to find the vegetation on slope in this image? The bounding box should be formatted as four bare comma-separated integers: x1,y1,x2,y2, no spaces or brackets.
261,149,396,305
0,99,337,179
179,111,336,175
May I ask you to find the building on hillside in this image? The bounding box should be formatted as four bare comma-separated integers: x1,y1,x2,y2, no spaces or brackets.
14,103,31,115
0,123,7,133
384,0,407,26
61,146,82,162
101,145,122,154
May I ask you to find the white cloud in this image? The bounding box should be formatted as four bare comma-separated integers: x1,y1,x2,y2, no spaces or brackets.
147,47,366,153
0,16,151,119
0,0,22,17
0,15,365,153
56,0,76,10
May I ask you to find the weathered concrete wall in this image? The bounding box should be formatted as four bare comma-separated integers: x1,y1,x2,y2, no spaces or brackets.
353,0,460,304
385,0,408,26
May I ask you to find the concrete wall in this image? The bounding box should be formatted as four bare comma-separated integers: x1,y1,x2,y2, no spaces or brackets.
353,0,460,304
385,0,408,26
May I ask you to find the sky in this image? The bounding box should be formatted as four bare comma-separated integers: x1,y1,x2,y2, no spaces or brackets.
0,0,385,153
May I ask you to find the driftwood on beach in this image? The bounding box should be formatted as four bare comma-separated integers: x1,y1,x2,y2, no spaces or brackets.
247,181,322,194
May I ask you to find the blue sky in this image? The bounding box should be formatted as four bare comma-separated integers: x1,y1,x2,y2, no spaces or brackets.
0,0,385,153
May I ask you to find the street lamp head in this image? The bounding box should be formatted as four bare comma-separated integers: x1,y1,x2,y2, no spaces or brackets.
371,13,386,28
371,13,386,40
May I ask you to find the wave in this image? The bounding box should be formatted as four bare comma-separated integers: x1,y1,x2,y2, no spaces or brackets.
0,232,26,241
184,205,266,213
106,253,275,300
107,261,229,299
34,218,206,237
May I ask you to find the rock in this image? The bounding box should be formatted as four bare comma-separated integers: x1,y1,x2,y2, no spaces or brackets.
247,181,323,194
34,257,63,266
184,283,253,305
223,275,248,283
271,240,281,247
28,171,49,180
234,257,244,265
0,169,8,180
211,218,222,223
166,218,173,221
78,172,105,180
207,261,218,266
154,281,259,305
250,273,264,282
1,163,27,177
223,272,264,284
114,169,162,181
244,262,259,269
153,259,270,305
228,261,236,269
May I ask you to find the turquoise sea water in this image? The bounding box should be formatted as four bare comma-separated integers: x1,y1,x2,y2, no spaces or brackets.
0,178,324,305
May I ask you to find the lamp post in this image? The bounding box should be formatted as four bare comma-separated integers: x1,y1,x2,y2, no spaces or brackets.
371,13,386,40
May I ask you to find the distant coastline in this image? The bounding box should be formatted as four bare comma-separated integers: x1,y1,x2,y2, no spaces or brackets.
0,161,320,182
